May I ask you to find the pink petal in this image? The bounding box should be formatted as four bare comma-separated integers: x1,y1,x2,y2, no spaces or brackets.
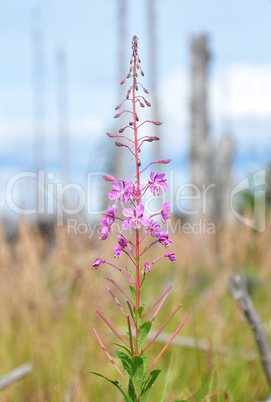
122,208,133,218
122,220,131,230
112,181,122,191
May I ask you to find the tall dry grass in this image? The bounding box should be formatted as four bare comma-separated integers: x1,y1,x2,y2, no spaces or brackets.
0,217,270,401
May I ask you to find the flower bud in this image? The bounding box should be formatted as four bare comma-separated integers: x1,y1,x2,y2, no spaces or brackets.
115,103,122,110
145,100,151,107
141,70,144,76
152,121,162,125
103,175,116,181
158,159,171,164
115,141,124,147
119,127,124,133
146,136,160,142
106,133,118,138
120,78,126,85
143,87,149,94
114,112,122,118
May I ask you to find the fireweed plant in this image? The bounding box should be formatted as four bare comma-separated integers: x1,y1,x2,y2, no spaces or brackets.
91,36,188,401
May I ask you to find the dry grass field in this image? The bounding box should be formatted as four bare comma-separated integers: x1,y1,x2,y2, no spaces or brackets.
0,216,271,401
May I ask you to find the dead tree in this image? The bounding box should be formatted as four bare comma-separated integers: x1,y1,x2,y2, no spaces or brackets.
189,35,214,222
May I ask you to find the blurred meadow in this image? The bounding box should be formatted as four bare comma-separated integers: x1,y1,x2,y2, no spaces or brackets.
1,215,271,401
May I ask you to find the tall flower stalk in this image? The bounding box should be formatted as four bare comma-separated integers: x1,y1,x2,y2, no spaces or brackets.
91,36,188,402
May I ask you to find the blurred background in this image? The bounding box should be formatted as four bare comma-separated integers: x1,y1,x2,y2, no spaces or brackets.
0,1,271,401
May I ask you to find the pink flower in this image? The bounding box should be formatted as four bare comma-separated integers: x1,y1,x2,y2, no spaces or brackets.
146,221,161,237
164,252,176,262
118,237,129,248
99,205,118,240
161,202,171,223
93,258,105,269
114,246,123,258
108,180,133,205
149,171,168,195
144,262,151,273
159,231,172,247
122,204,151,230
99,225,109,240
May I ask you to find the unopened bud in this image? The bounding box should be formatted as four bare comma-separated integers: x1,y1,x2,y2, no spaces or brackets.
119,127,124,133
103,175,116,181
129,122,134,126
137,161,141,167
152,121,162,125
139,101,145,108
106,132,118,138
115,103,122,110
141,70,144,76
143,87,149,94
145,100,151,107
135,85,138,91
115,142,124,147
158,159,171,164
146,136,159,142
114,112,122,118
120,78,126,85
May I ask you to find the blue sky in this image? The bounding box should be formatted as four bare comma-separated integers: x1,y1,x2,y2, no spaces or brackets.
0,0,271,216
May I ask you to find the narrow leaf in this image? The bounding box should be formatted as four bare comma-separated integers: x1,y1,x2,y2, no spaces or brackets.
113,343,132,356
90,372,129,402
129,285,136,304
141,370,161,401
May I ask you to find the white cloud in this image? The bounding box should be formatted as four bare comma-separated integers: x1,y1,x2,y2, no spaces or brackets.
211,64,271,119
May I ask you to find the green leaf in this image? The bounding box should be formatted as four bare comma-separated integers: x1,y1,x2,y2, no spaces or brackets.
90,372,129,402
129,285,136,304
115,351,132,376
131,356,144,397
113,343,132,356
127,267,135,282
141,369,161,401
136,301,146,320
141,352,148,375
138,321,152,351
128,380,136,402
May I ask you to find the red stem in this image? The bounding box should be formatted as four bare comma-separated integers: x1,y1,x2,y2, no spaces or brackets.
132,48,140,356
